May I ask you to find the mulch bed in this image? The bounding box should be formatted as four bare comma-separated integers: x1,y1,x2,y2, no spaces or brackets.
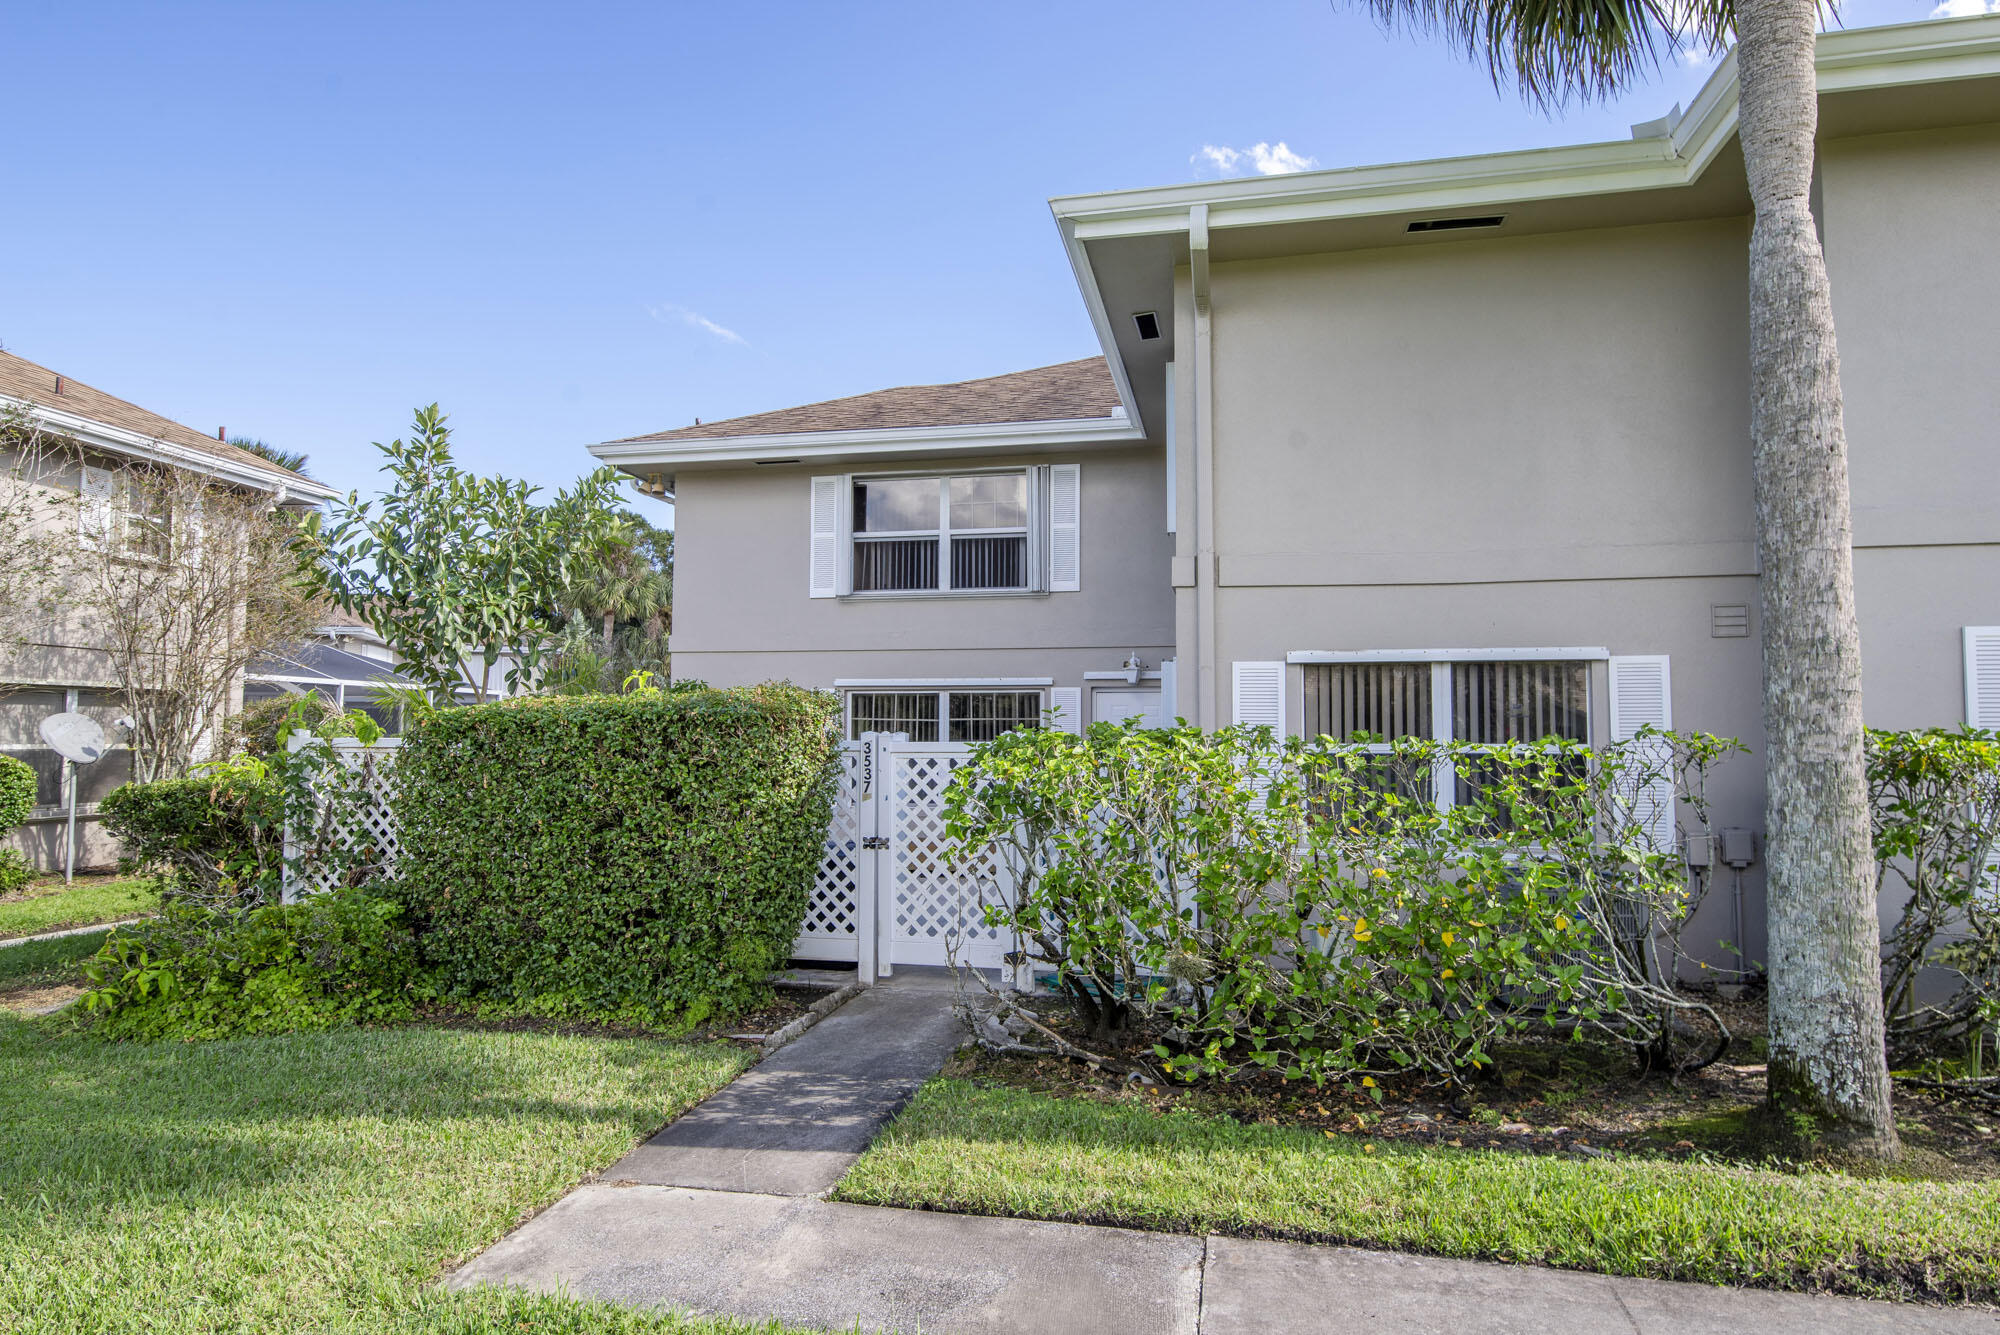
958,986,2000,1176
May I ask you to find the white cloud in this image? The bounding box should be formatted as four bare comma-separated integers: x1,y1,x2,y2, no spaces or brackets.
648,303,748,347
1191,141,1319,178
1932,0,1999,15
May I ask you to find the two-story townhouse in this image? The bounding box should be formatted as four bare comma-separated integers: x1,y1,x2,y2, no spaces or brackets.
590,16,2000,970
0,350,339,870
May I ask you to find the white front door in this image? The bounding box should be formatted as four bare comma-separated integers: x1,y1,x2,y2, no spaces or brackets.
1093,688,1163,728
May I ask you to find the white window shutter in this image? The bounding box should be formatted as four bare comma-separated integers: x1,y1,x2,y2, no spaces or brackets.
79,464,115,546
1048,463,1080,592
182,493,205,565
808,475,843,598
1609,655,1675,854
1232,661,1286,733
1965,628,2000,728
1049,686,1082,735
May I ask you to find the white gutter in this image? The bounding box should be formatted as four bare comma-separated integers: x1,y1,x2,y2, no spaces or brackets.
587,411,1146,472
1050,16,2000,243
7,396,341,501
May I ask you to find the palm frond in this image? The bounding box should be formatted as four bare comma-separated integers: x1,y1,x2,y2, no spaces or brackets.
1357,0,1733,108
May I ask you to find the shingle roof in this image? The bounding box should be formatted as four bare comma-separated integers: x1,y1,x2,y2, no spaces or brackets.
0,349,312,485
613,357,1120,444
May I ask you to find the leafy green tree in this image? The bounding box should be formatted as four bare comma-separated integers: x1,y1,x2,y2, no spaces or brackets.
564,509,673,655
1360,0,1897,1157
304,405,625,704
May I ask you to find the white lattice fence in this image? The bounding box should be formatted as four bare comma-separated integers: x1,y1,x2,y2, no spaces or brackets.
793,736,1017,977
795,743,867,963
281,736,402,901
885,746,1009,968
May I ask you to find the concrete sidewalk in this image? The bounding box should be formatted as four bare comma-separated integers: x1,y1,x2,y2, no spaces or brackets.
449,1184,1991,1335
447,971,1996,1335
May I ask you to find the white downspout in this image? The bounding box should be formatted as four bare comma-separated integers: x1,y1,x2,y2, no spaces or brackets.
1189,205,1219,729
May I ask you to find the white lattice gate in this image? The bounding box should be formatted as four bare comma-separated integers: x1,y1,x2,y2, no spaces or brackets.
281,735,402,901
793,734,1019,980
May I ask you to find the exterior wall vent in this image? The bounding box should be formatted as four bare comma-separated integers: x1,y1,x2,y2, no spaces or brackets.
1406,215,1506,233
1711,603,1751,638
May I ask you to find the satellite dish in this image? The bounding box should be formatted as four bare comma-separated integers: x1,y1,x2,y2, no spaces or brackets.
39,712,108,765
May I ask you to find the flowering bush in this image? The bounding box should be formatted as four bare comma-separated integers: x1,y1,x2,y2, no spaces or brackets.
944,722,1740,1088
1870,726,2000,1104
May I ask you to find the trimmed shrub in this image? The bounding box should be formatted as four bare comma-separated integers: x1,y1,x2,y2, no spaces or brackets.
98,759,285,910
223,692,360,757
947,721,1743,1087
1871,725,2000,1092
393,682,841,1028
0,753,33,893
79,888,419,1040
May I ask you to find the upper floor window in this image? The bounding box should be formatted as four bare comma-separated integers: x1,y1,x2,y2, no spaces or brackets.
80,463,173,562
853,473,1028,593
809,464,1079,599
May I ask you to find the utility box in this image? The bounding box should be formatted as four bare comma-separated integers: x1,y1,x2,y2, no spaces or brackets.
1720,827,1757,870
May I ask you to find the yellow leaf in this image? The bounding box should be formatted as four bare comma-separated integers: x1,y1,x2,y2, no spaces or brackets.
1362,1076,1376,1087
1440,969,1454,979
1441,931,1455,946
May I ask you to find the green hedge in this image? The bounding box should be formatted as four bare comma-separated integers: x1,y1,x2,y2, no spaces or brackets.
392,682,841,1027
79,889,419,1040
0,753,32,829
98,764,285,910
0,753,32,893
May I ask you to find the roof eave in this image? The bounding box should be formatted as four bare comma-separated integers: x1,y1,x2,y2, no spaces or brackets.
589,412,1147,475
1050,16,2000,239
8,396,342,502
1049,15,2000,466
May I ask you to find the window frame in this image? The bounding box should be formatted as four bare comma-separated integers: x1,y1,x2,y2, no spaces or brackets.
78,462,175,564
844,685,1047,743
847,466,1038,597
1298,655,1595,814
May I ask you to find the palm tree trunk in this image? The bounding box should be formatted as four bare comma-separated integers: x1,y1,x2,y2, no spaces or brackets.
1737,0,1897,1159
602,609,616,658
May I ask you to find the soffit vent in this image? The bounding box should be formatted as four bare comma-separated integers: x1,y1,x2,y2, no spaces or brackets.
1132,311,1162,341
1406,215,1506,234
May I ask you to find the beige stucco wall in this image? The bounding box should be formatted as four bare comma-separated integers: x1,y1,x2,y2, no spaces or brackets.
668,447,1176,707
1184,148,1998,964
1824,121,2000,555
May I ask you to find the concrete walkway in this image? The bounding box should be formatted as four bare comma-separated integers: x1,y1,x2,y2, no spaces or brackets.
448,971,1997,1335
0,916,149,948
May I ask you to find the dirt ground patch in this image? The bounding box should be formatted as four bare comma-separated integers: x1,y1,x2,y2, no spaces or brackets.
0,983,84,1015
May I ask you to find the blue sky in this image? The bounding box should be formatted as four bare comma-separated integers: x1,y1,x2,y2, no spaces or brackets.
4,0,1958,523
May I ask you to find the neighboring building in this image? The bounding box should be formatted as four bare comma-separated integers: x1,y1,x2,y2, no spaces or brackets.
0,350,338,870
589,16,2000,969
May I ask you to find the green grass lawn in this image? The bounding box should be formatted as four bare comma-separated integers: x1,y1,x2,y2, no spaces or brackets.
0,876,158,940
0,1016,809,1334
0,927,111,994
834,1077,2000,1305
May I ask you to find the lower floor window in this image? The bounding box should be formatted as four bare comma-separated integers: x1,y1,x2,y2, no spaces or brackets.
1301,659,1590,813
847,689,1043,742
0,686,135,808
